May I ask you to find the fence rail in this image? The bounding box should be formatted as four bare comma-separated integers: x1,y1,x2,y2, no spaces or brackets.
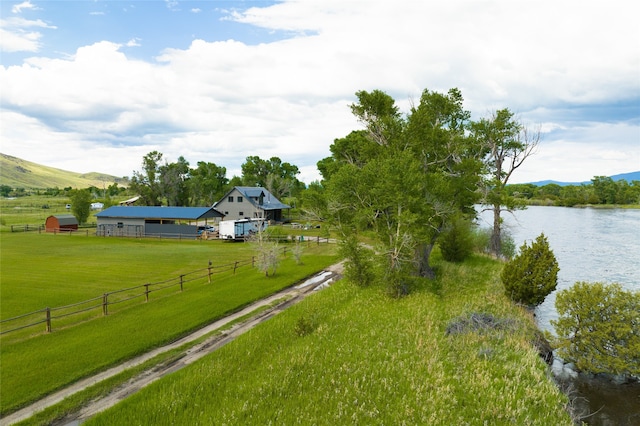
10,224,43,232
1,259,252,337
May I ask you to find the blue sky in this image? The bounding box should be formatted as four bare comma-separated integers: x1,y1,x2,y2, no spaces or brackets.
1,0,638,184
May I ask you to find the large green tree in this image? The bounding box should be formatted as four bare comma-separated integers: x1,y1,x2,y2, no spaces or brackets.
473,109,539,256
324,88,483,288
159,156,190,206
241,156,303,199
189,161,228,206
69,188,92,225
129,151,164,205
129,152,193,206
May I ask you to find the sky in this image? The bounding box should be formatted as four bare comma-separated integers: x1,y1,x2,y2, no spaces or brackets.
1,0,638,185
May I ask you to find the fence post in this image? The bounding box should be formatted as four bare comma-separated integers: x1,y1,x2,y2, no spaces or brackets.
233,261,238,274
252,256,255,267
180,275,184,292
145,284,150,302
102,293,108,316
45,307,51,333
208,260,212,283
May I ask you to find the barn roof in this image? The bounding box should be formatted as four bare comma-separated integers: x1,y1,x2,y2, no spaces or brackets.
50,214,78,226
96,206,224,220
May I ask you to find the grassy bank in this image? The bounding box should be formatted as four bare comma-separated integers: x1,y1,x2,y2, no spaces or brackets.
0,233,338,415
87,253,571,425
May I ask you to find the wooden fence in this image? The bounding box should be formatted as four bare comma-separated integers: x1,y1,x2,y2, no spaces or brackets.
10,224,43,232
1,258,253,337
0,238,332,338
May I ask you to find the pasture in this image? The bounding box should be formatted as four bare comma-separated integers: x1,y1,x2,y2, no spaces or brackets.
0,231,338,415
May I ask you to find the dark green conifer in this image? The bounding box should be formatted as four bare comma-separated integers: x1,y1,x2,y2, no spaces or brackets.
501,233,559,306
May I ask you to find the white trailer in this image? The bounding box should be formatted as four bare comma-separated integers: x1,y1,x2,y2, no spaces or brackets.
218,218,267,240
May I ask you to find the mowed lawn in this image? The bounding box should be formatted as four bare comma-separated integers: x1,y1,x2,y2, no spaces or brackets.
0,231,338,415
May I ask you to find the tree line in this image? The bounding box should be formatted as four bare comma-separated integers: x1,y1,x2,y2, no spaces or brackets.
128,153,304,207
507,176,640,206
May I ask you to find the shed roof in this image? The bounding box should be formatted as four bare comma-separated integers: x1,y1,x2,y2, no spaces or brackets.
49,214,78,226
96,206,224,220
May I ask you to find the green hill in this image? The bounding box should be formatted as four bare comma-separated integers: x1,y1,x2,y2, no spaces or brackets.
0,154,126,189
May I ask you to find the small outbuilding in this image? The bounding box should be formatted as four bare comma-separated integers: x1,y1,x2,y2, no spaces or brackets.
45,214,79,232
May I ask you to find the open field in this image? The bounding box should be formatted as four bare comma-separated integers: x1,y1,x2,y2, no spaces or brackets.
86,253,572,425
0,232,338,415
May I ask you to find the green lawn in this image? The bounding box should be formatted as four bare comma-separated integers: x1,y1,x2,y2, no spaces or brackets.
87,253,571,425
0,232,338,414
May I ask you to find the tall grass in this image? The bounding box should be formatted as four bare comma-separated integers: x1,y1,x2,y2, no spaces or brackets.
87,253,571,425
0,233,338,414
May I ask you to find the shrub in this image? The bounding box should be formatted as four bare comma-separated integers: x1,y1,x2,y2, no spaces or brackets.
338,234,376,287
439,215,474,262
552,282,640,375
472,227,515,259
501,233,558,306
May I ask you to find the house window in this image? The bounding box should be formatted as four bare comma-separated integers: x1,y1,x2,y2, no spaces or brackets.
239,212,244,217
237,196,243,202
228,196,234,202
224,211,229,215
117,222,123,228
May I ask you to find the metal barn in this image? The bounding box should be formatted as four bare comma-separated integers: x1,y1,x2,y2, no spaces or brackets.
95,206,224,238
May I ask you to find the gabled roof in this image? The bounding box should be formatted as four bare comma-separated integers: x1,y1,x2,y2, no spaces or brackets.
96,206,224,220
50,214,78,226
217,186,290,211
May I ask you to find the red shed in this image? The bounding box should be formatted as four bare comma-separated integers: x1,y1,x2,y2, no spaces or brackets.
45,214,78,232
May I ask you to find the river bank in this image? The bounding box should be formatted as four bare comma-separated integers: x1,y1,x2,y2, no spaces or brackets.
479,206,640,425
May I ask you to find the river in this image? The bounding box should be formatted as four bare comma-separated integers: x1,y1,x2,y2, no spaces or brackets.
478,206,640,425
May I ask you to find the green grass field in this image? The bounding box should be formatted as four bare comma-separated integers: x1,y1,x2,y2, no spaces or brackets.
86,253,572,425
0,232,338,415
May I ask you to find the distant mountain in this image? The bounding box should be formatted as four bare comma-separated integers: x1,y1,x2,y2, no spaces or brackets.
0,153,126,189
528,171,640,187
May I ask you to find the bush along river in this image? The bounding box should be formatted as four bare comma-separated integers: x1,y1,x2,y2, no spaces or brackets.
479,206,640,425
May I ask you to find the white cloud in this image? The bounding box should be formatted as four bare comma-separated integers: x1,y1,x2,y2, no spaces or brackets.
12,1,38,14
1,0,638,184
191,8,201,14
126,38,141,47
0,27,41,52
0,16,57,52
